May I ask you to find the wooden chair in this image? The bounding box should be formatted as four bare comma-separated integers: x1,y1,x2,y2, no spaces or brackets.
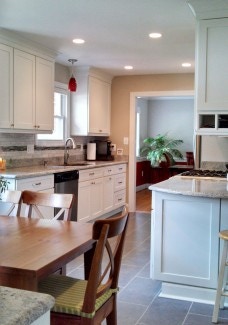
20,190,75,220
0,190,22,216
38,205,129,325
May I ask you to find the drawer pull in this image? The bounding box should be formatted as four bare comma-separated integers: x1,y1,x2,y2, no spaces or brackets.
118,181,123,184
118,198,123,202
89,172,95,176
33,182,41,186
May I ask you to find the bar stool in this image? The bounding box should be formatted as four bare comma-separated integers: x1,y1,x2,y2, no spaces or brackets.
212,230,228,323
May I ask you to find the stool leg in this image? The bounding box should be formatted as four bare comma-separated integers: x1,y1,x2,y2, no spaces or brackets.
212,240,228,323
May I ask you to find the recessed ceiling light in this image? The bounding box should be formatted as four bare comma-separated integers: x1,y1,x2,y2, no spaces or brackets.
182,62,191,67
149,33,162,39
72,38,85,44
124,65,133,70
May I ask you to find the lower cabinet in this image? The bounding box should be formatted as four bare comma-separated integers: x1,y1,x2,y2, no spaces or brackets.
77,164,127,222
151,191,220,290
0,175,54,217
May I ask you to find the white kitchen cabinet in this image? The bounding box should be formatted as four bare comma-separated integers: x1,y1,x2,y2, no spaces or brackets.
35,57,54,131
71,68,112,136
14,49,36,130
195,18,228,134
77,163,127,222
151,191,220,289
0,40,54,133
0,44,13,128
78,167,104,222
103,165,115,214
0,174,54,217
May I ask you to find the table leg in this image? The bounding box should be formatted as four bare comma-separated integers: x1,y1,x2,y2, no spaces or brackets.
84,243,96,279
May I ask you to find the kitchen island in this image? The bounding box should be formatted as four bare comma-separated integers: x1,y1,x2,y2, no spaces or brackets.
149,176,228,304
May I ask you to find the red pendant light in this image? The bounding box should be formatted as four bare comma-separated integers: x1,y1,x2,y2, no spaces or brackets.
68,59,78,92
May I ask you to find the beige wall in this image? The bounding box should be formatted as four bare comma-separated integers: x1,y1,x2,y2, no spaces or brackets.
55,63,70,84
111,73,194,155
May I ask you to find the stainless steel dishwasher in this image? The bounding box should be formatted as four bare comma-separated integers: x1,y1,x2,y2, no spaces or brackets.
54,170,79,221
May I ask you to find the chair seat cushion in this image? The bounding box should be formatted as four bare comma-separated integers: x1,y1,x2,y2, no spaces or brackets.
38,275,117,319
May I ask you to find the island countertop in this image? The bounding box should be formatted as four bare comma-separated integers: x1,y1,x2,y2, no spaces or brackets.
0,286,54,325
149,176,228,198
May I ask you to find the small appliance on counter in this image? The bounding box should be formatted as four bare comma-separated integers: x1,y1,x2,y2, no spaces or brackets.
87,142,96,161
94,140,114,161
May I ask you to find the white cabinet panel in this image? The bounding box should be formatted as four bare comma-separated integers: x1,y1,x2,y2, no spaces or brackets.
103,176,114,213
151,191,220,288
14,49,35,130
71,69,111,136
35,57,54,131
0,44,13,128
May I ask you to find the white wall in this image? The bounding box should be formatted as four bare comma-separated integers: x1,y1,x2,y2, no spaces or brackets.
147,98,194,154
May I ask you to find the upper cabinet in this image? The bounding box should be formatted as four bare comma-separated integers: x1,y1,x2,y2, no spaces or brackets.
71,68,112,136
188,1,228,135
0,30,55,133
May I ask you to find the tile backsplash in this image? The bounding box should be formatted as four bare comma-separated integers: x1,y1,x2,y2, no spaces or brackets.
0,133,97,168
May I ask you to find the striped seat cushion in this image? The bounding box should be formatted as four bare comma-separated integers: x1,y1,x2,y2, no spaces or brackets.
38,275,117,319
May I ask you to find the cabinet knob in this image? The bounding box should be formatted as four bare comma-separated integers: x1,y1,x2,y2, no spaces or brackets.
10,124,14,127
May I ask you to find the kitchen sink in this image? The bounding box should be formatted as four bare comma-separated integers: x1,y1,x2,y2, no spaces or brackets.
58,162,92,166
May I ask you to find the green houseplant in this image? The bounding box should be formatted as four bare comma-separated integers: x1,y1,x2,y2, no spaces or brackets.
0,176,9,200
140,133,184,167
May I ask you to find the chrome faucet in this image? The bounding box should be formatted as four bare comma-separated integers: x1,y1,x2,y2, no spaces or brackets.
64,137,76,165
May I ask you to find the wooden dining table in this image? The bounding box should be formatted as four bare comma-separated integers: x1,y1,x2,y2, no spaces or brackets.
0,215,95,291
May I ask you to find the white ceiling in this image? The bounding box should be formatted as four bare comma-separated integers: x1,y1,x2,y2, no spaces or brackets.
0,0,196,76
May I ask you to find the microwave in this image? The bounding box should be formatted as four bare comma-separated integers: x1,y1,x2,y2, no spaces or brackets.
95,140,114,161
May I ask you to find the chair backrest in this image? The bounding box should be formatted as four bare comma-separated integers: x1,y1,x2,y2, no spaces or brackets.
20,190,75,220
82,205,129,314
0,190,22,216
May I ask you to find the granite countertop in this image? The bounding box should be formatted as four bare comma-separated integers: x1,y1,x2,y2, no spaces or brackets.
0,286,55,325
0,160,128,179
149,176,228,198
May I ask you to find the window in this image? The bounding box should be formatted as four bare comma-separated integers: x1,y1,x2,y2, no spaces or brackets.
36,82,69,146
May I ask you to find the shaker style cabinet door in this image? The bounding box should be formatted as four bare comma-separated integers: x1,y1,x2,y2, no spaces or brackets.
196,18,228,111
35,57,54,131
13,49,36,129
0,44,13,128
88,76,111,135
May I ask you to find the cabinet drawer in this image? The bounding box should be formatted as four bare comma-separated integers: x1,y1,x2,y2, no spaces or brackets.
79,167,103,181
114,173,126,191
103,166,115,176
16,175,54,191
113,164,126,174
114,189,126,207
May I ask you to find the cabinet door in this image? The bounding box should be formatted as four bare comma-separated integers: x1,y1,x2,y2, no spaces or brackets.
14,49,35,129
90,177,103,219
197,18,228,111
0,44,13,128
103,176,114,213
88,76,110,135
78,180,91,222
35,57,54,131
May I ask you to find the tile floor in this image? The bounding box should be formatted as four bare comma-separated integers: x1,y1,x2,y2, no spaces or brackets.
67,212,228,325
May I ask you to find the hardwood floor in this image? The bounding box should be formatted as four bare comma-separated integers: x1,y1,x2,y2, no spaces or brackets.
136,188,151,212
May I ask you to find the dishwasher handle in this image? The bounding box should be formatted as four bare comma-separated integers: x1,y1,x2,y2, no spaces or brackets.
54,170,79,183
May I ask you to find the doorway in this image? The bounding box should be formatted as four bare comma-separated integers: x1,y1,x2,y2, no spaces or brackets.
129,90,194,212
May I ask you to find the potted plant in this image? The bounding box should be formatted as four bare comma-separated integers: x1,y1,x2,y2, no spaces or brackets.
140,133,184,167
0,176,9,200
